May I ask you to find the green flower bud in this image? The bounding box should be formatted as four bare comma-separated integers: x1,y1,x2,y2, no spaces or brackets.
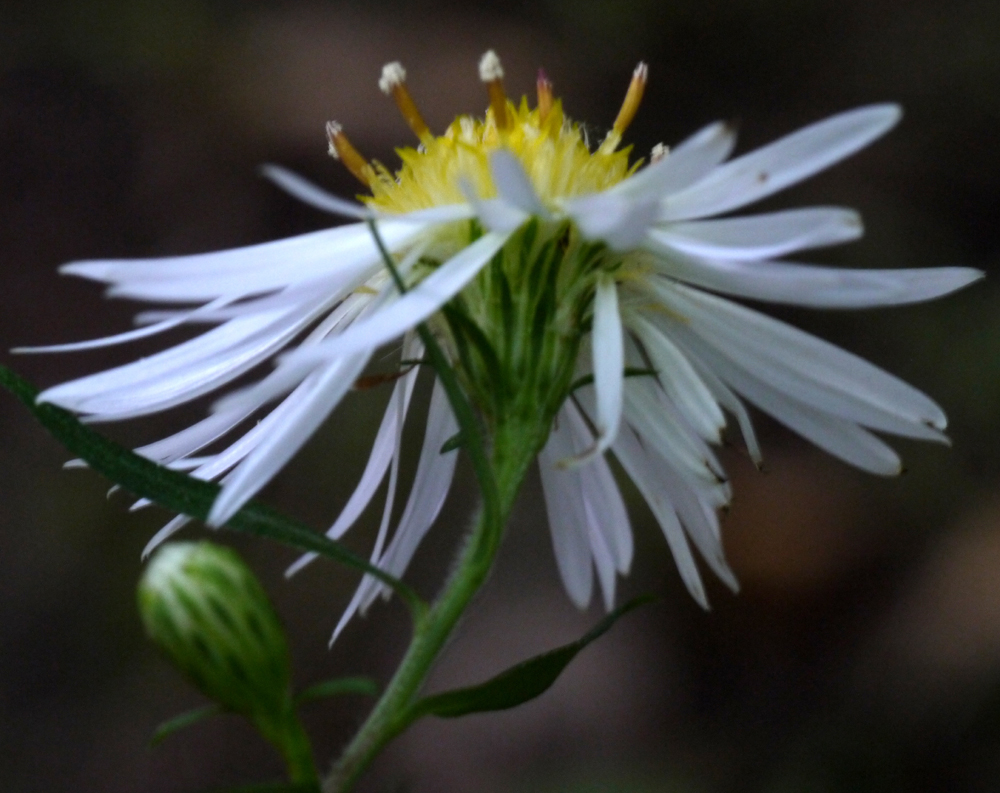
138,541,293,726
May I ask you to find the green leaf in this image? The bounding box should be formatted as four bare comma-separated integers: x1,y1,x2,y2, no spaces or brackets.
408,594,654,720
294,676,379,707
150,704,223,746
0,365,423,615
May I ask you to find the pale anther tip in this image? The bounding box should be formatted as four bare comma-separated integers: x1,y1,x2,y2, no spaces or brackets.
479,50,504,82
379,61,406,94
633,61,649,80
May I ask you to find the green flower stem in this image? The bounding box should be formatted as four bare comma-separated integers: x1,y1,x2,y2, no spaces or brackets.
321,221,544,791
321,431,534,793
270,710,320,787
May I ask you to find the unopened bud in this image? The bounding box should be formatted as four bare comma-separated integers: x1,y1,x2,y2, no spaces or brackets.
138,542,292,721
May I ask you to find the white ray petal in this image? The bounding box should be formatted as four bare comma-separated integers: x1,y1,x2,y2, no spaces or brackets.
640,444,738,592
676,342,764,466
327,362,410,632
332,379,458,642
538,411,595,609
650,207,863,261
458,178,529,232
678,331,902,475
13,295,240,354
650,280,948,434
365,380,459,600
661,105,901,221
259,165,372,219
285,338,422,578
489,149,549,217
208,351,371,526
64,221,423,302
630,314,725,442
611,422,708,608
285,230,509,369
141,515,191,559
648,241,983,308
614,120,736,200
563,401,633,576
622,379,724,486
563,276,623,467
136,405,260,464
565,191,659,251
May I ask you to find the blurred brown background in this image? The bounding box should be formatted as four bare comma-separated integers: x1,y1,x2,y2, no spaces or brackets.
3,0,1000,791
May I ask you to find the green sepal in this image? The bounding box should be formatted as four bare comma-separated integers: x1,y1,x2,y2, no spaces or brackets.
0,365,422,614
150,703,224,746
294,677,379,707
407,594,654,720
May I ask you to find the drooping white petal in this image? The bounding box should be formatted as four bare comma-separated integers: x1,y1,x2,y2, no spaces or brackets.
676,330,903,475
678,343,764,466
332,378,458,643
284,230,509,370
649,280,949,435
564,276,624,466
538,410,595,609
649,207,863,261
661,104,901,221
364,379,459,598
637,442,738,592
613,120,736,201
141,514,191,559
622,378,725,487
135,403,261,465
489,149,549,218
563,402,633,577
630,314,725,442
285,338,422,578
208,350,371,526
610,422,708,608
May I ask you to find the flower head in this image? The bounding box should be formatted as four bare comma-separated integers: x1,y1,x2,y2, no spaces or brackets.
24,52,981,634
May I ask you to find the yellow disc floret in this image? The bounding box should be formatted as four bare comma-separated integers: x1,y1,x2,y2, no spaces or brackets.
366,98,637,215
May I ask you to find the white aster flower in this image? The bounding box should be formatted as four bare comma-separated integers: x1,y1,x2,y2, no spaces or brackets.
22,52,980,635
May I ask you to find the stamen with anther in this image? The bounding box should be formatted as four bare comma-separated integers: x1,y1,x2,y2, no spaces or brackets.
536,68,553,124
379,62,432,144
479,50,509,130
650,142,668,164
599,62,648,154
326,121,374,187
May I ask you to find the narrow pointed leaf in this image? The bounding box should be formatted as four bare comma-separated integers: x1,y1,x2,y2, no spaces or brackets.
0,365,422,613
294,677,379,707
150,704,223,746
408,594,654,720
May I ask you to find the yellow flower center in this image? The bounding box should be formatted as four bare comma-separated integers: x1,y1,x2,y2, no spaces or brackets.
366,99,636,214
326,53,648,217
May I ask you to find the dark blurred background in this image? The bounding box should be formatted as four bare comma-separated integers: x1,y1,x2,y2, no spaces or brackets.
3,1,1000,791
